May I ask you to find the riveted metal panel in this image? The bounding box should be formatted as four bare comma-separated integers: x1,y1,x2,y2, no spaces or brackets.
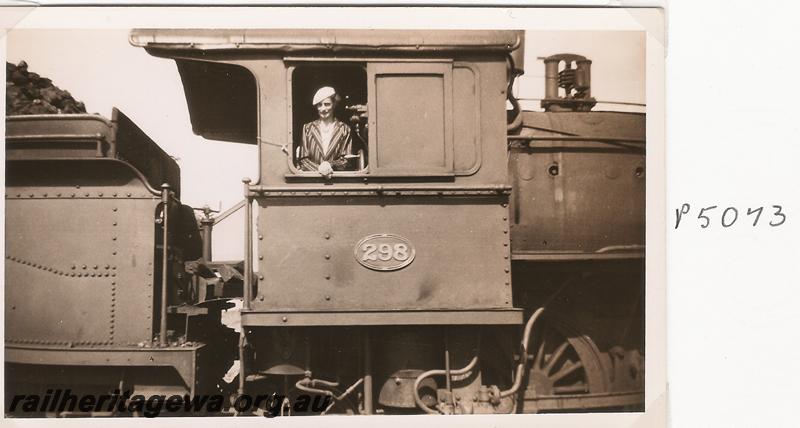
509,112,645,256
508,146,645,254
254,196,513,315
5,163,159,346
368,62,453,176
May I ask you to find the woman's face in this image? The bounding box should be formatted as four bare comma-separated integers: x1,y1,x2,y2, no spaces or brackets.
316,97,335,120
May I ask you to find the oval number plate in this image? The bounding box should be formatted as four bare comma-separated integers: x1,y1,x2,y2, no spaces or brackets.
354,234,416,271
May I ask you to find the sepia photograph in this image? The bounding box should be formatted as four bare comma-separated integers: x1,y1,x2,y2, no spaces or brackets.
2,7,665,423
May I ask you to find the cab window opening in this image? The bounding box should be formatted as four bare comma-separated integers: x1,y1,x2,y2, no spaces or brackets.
291,64,368,174
175,60,258,144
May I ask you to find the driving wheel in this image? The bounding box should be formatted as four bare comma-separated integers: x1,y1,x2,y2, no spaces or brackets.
524,314,609,405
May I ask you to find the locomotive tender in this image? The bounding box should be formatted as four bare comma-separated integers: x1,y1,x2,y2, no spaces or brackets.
5,110,236,409
5,29,645,415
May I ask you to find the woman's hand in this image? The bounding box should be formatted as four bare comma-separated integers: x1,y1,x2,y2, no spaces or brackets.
318,161,334,179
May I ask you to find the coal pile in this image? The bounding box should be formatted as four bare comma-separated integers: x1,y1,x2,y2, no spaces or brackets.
6,61,86,115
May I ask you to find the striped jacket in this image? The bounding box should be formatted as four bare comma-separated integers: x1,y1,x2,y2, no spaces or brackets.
298,119,353,172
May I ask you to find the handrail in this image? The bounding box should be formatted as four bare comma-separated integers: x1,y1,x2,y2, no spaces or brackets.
508,135,646,145
242,179,253,311
159,184,172,347
213,200,247,225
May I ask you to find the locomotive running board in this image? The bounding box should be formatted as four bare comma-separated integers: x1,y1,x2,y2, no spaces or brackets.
522,390,645,413
5,343,206,396
240,309,523,326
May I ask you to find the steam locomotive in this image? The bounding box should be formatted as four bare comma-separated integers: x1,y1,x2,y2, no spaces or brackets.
5,30,645,415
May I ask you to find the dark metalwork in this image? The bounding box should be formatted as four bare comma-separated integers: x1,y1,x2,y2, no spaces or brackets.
159,183,171,347
363,330,374,415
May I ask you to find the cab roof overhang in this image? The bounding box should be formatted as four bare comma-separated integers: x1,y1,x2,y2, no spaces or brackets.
130,29,524,145
130,29,523,54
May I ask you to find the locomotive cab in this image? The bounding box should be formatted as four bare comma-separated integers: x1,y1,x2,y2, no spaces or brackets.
133,29,524,414
132,29,644,415
133,29,523,322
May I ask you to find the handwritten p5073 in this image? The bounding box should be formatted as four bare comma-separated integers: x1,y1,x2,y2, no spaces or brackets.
674,204,786,229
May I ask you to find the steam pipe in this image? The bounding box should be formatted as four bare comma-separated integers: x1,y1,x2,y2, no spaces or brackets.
295,376,364,415
413,356,479,415
295,377,340,397
499,307,545,398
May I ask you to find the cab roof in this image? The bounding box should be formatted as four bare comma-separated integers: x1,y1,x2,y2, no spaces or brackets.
132,29,525,145
130,29,523,54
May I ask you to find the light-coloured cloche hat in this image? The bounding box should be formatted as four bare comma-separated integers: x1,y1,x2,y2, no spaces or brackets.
312,86,336,105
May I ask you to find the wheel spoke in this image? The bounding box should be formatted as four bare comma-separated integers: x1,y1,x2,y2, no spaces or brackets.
544,341,570,374
533,338,546,370
552,384,589,394
522,316,611,403
550,361,583,383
